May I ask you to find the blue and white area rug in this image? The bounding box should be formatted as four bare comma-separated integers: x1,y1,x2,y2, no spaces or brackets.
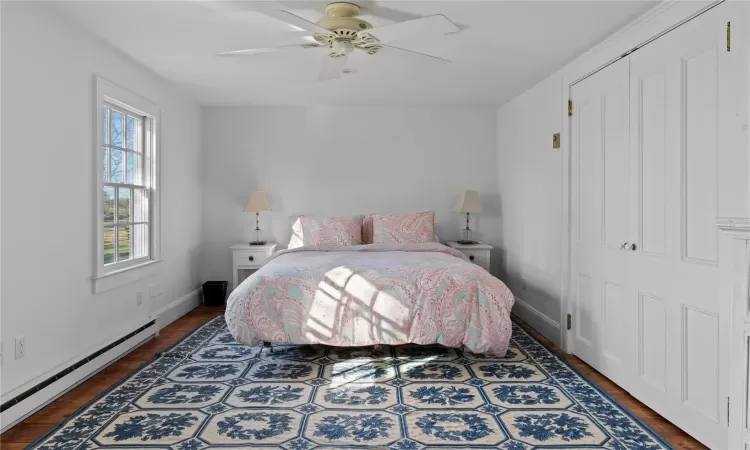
31,316,671,449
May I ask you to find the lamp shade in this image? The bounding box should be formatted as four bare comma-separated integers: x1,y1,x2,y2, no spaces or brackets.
244,191,271,212
455,190,481,213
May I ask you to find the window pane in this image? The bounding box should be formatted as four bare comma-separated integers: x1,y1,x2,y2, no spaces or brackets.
126,116,136,150
133,224,149,259
110,149,123,183
103,186,115,226
126,152,141,184
110,110,123,147
104,227,115,264
103,147,108,182
118,188,131,223
133,188,149,222
103,107,109,145
118,226,131,261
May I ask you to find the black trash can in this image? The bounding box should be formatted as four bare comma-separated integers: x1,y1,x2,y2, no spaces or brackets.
203,281,228,307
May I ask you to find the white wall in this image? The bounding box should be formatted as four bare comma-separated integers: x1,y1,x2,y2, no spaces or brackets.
496,74,564,343
201,106,499,282
0,3,203,397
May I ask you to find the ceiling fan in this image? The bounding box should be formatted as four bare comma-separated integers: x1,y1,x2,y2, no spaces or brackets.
216,2,460,81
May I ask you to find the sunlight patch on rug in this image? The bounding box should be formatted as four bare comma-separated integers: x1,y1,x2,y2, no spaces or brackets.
29,317,671,449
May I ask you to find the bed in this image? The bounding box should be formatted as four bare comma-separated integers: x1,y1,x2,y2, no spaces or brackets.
225,242,515,356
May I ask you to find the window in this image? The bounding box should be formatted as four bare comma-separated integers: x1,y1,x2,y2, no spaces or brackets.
94,77,160,293
103,104,150,265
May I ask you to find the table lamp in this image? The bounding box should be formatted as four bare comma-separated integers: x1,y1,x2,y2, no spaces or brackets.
455,189,481,244
244,191,271,245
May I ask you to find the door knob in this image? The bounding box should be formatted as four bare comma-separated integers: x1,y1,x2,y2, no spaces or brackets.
629,243,637,251
621,242,629,250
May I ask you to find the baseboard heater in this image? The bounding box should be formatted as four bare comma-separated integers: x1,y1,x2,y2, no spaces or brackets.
0,320,156,431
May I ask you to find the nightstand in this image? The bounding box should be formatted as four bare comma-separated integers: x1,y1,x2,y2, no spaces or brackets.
230,243,277,290
446,242,492,271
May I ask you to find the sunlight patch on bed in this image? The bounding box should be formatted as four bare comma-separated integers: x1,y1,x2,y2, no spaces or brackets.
370,289,409,338
306,266,410,344
306,285,340,339
317,278,342,301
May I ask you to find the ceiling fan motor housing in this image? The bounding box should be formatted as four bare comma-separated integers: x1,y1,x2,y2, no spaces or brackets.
314,2,382,55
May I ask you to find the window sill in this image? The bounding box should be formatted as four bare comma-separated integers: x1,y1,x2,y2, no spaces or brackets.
92,259,162,294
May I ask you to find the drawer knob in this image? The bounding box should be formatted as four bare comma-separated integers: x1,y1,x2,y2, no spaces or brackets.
469,255,475,261
248,256,254,262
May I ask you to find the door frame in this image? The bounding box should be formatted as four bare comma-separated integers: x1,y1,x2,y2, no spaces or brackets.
720,222,750,448
558,0,725,353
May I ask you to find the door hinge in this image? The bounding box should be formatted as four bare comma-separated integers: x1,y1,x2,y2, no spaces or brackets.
727,22,731,52
566,314,572,330
568,100,573,117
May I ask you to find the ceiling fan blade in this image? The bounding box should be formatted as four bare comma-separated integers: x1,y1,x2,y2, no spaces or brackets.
262,8,331,35
381,44,452,63
353,0,423,23
217,44,320,57
203,2,330,35
318,54,350,81
364,15,459,44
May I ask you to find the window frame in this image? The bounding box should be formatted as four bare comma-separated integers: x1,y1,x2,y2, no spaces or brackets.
93,77,161,294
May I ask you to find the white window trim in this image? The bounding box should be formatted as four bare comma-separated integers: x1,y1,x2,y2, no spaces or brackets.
92,76,162,294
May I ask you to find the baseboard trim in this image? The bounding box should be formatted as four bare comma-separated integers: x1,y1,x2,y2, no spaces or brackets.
512,296,562,347
151,288,202,331
0,288,203,433
0,324,156,433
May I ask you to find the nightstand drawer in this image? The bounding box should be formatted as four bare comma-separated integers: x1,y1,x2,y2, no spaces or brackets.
233,250,269,267
230,243,277,291
464,250,489,270
446,242,492,272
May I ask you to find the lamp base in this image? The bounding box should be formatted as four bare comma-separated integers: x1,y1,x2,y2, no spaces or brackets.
249,240,267,246
457,239,479,245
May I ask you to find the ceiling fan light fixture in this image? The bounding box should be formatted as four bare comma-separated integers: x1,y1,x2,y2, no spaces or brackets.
332,39,354,54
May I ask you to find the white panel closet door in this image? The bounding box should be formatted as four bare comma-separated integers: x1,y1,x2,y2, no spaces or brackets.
570,56,632,389
627,5,732,448
570,4,739,447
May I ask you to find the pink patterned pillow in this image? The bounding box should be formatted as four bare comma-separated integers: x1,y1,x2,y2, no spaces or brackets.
372,212,435,244
363,213,440,244
298,215,363,246
362,214,374,244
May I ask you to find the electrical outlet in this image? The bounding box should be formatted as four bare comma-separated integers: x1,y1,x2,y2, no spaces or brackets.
137,292,143,306
15,336,26,359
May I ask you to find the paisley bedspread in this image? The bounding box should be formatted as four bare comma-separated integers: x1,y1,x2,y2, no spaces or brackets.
225,243,515,355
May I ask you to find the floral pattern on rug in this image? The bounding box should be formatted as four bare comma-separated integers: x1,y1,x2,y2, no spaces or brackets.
28,316,672,449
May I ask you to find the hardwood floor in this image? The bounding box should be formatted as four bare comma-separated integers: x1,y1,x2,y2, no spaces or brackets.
0,306,705,449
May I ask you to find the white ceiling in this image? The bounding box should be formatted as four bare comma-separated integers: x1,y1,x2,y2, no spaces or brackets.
53,1,655,106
